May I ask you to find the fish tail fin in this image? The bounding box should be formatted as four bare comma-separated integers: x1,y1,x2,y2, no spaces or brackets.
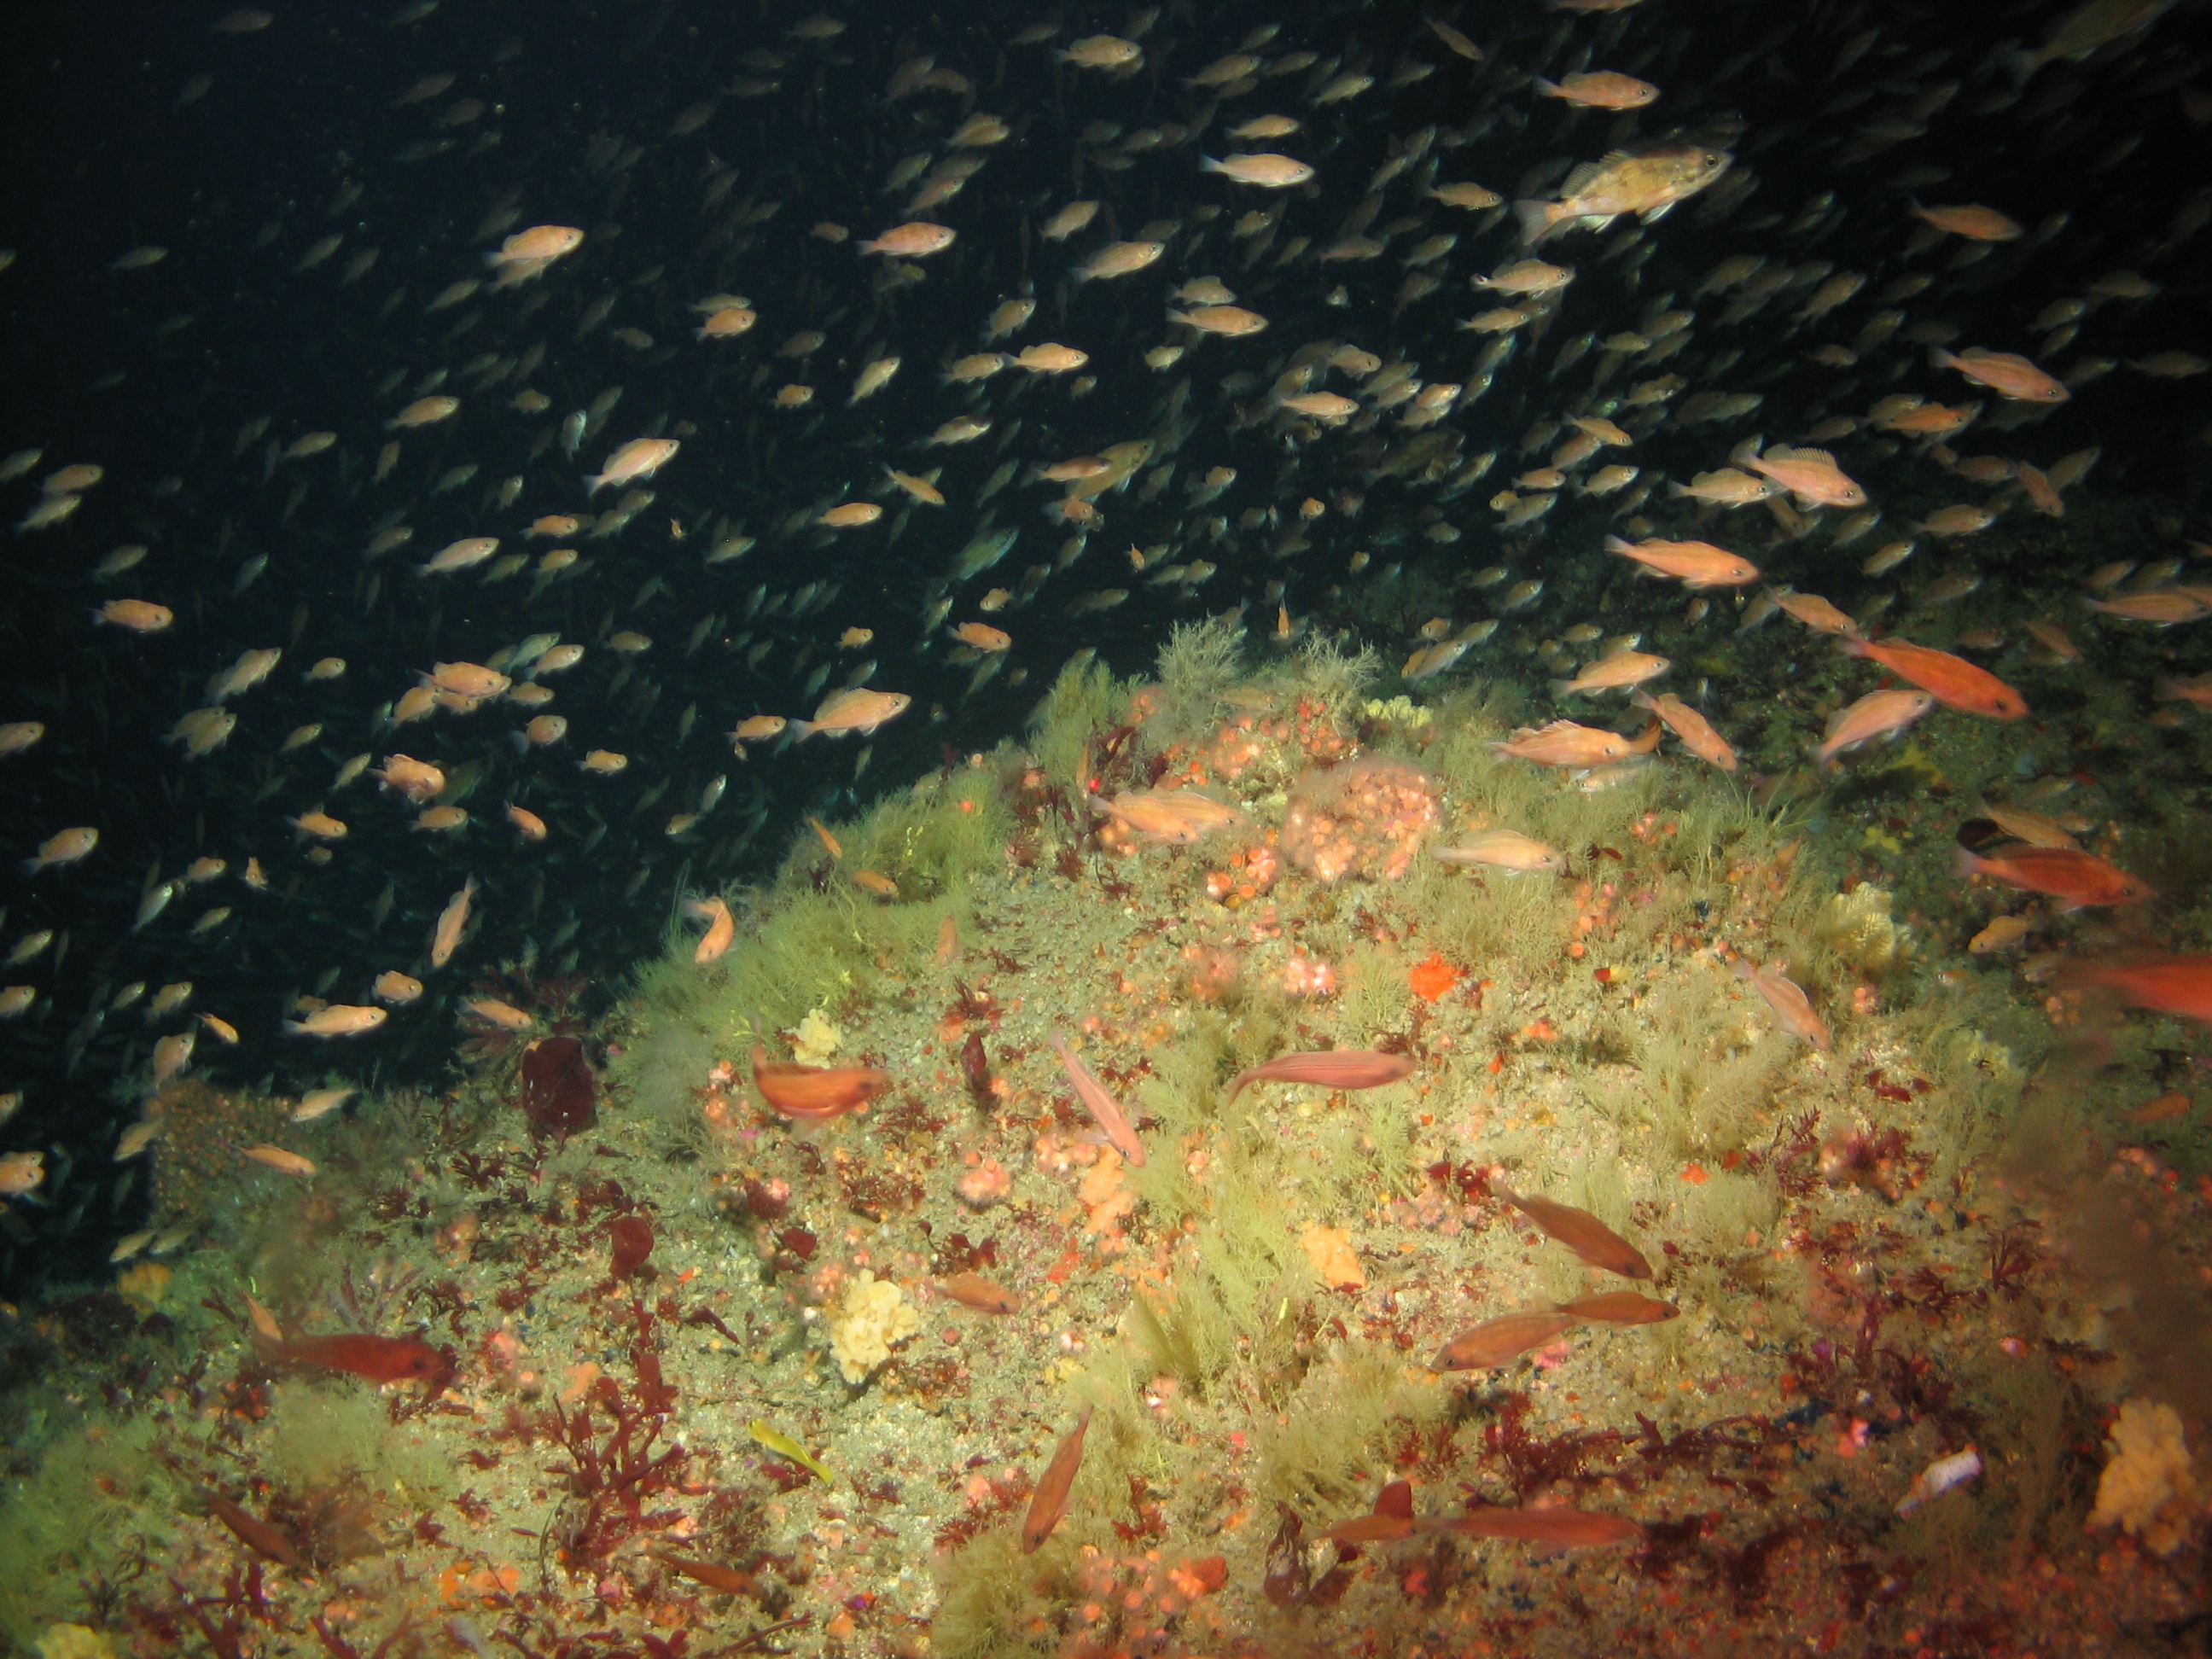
1511,200,1557,244
1664,479,1693,497
1548,678,1578,698
1602,533,1633,554
1951,845,1984,881
1928,345,1962,372
788,721,813,741
582,474,606,498
1532,77,1562,96
1728,435,1761,469
1630,690,1657,712
1837,632,1869,656
1198,154,1223,174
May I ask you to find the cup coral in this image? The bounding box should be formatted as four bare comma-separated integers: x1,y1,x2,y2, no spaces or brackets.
1281,757,1441,885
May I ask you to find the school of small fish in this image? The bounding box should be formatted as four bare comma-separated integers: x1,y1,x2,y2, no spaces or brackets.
0,19,2209,1626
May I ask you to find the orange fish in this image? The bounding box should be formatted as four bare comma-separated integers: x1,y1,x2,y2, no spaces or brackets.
1813,689,1936,769
1632,690,1737,771
1840,634,2028,719
652,1555,765,1598
1492,719,1644,769
1225,1050,1417,1101
1047,1034,1146,1167
1953,836,2151,911
1604,534,1759,588
257,1328,448,1386
1436,1505,1644,1547
203,1492,303,1567
1493,1181,1654,1278
688,899,736,963
1931,346,2067,404
1557,1291,1680,1325
241,1144,317,1179
1732,956,1833,1050
1733,442,1867,508
2058,954,2212,1022
951,621,1012,652
1022,1406,1093,1552
936,1272,1022,1313
1430,1310,1580,1371
750,1044,891,1121
793,687,911,740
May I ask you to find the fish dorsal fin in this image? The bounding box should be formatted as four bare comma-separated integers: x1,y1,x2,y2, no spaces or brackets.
1375,1479,1415,1519
1562,158,1615,195
1796,448,1838,466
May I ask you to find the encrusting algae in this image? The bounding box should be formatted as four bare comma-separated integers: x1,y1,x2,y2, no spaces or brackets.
3,623,2211,1658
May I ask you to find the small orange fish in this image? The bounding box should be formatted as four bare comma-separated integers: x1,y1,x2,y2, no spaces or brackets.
1022,1406,1093,1552
241,1144,317,1179
1604,534,1759,589
1436,1505,1644,1547
1813,689,1936,769
1769,590,1857,635
852,869,900,899
806,816,843,858
1492,719,1639,769
1731,956,1833,1051
1840,634,2028,719
750,1045,891,1122
259,1330,448,1385
1493,1181,1654,1278
1631,690,1737,771
1932,346,2067,403
203,1492,303,1567
1430,1310,1580,1371
690,896,736,963
1226,1050,1417,1100
1047,1034,1146,1167
951,621,1012,653
1953,835,2151,911
2057,954,2212,1022
651,1554,765,1598
794,687,911,740
936,1272,1022,1313
1557,1291,1679,1325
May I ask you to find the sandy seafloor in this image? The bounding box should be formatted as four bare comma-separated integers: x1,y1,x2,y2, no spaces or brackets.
4,620,2211,1659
